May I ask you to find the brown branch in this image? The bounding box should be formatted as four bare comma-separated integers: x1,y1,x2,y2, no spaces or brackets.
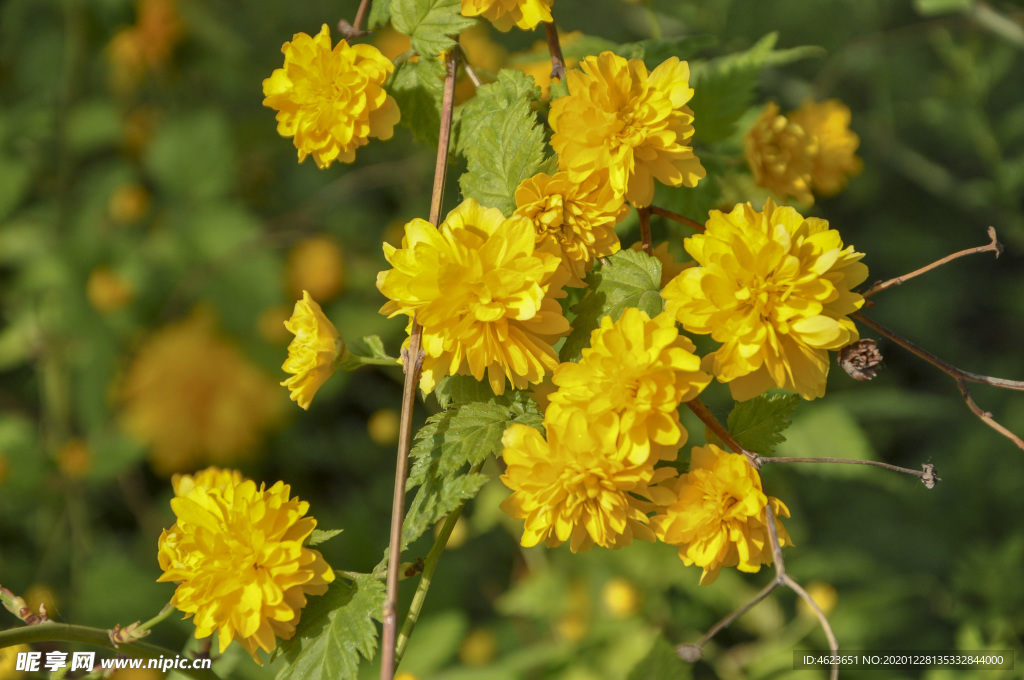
685,398,758,466
638,206,652,255
650,205,705,232
862,226,1002,299
544,22,566,84
761,457,940,488
338,0,373,40
380,48,459,680
854,311,1024,451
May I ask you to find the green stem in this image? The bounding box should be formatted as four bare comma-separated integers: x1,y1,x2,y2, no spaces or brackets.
0,624,220,680
394,460,484,667
136,604,175,634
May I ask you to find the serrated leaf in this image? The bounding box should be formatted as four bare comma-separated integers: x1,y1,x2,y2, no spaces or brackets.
727,393,800,455
457,70,556,215
432,374,497,409
391,0,476,59
401,391,542,548
390,57,446,146
559,249,663,362
308,528,344,547
627,637,693,680
615,35,717,70
367,0,393,28
689,33,824,144
276,574,384,680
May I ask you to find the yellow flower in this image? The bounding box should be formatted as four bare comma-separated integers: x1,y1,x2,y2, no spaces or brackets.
500,409,675,552
514,170,627,287
171,466,244,497
661,199,868,400
262,24,400,168
120,311,283,475
287,236,346,301
157,472,334,663
282,291,348,410
0,644,30,679
548,308,710,465
651,444,792,586
87,266,134,313
744,101,816,204
461,0,553,32
377,199,571,395
602,577,641,618
550,52,705,208
789,99,863,197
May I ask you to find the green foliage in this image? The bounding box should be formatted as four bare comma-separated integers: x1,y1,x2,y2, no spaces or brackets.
367,0,393,28
342,335,397,370
276,574,385,680
615,35,718,70
391,0,477,59
402,390,543,549
390,56,446,146
432,374,497,409
626,637,693,680
559,249,664,362
774,402,874,477
144,110,235,200
913,0,975,15
688,32,824,144
308,528,344,546
727,393,801,455
457,70,557,216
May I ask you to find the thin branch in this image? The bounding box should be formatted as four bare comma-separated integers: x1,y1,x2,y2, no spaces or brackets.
684,398,758,466
544,22,566,83
760,457,940,487
854,311,1024,451
638,206,652,255
338,0,373,40
650,205,705,232
687,578,778,653
380,49,459,680
862,226,1002,299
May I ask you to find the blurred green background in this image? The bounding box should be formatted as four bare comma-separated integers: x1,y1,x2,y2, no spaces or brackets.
1,0,1023,678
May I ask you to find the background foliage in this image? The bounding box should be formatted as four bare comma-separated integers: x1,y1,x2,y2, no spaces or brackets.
1,0,1023,678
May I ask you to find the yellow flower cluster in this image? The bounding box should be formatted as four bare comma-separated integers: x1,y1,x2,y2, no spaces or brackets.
745,99,862,204
262,25,400,168
514,170,627,287
550,52,705,207
281,291,348,410
158,467,335,663
662,198,867,400
461,0,553,32
651,444,792,585
106,0,184,92
377,199,571,395
500,308,710,553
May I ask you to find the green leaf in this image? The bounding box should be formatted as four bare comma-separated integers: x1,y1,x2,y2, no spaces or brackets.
0,154,32,222
727,393,801,455
432,374,497,409
342,335,397,369
689,33,824,144
390,57,446,146
626,636,693,680
367,0,393,28
913,0,975,15
391,0,476,59
559,249,663,362
615,35,717,70
308,529,344,546
457,69,556,216
276,574,384,680
402,390,543,549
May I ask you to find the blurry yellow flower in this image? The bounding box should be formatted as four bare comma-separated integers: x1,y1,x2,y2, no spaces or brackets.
500,409,673,552
0,644,30,679
461,0,553,31
368,408,400,446
799,581,838,617
602,577,641,618
372,24,413,61
282,291,348,410
514,170,627,287
548,308,710,465
459,628,498,666
157,473,334,663
507,31,582,100
56,439,92,478
377,199,571,395
107,0,184,91
262,25,400,168
108,182,151,223
554,579,590,641
120,311,283,475
744,102,816,204
550,52,705,207
171,466,244,497
435,515,469,548
651,444,792,586
287,236,346,301
789,99,863,197
24,584,59,619
661,199,867,401
87,266,134,313
628,240,693,288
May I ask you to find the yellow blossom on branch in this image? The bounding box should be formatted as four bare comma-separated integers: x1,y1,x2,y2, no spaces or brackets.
651,444,792,585
789,99,863,197
461,0,553,32
547,308,710,465
377,199,570,395
744,101,816,204
661,199,868,400
514,169,627,287
157,470,334,663
281,291,348,410
550,52,705,207
262,24,400,169
500,409,675,553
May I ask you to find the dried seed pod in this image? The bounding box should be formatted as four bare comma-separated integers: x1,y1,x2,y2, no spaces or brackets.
839,339,883,381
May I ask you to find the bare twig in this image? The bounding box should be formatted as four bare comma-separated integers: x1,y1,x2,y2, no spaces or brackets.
854,312,1024,451
380,48,459,680
760,456,940,487
638,206,652,255
685,398,758,466
862,226,1002,299
544,22,566,84
650,205,706,232
338,0,373,40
